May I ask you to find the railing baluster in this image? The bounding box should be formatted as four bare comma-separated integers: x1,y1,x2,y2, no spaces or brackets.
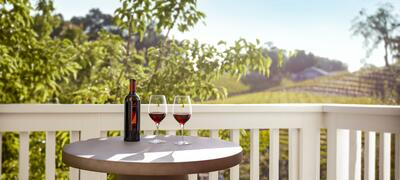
364,131,376,180
0,132,2,177
396,133,400,180
379,132,391,180
289,129,299,180
19,131,29,180
167,130,175,136
188,174,198,180
189,130,198,180
209,130,219,180
250,129,259,180
100,131,107,138
69,131,80,180
45,131,56,180
190,130,197,136
340,129,350,180
230,129,240,180
349,130,361,180
144,130,153,136
270,129,279,180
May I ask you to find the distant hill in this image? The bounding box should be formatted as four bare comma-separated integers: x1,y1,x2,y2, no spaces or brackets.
270,66,400,98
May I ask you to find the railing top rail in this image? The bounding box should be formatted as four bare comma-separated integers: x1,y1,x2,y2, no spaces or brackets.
322,104,400,115
0,104,399,115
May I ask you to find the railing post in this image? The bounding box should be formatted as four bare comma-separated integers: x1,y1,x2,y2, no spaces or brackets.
299,127,320,180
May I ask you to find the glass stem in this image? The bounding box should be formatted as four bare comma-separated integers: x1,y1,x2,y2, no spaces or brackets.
180,124,184,142
156,123,160,138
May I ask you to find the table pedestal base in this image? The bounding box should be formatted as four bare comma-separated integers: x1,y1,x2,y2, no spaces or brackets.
117,174,188,180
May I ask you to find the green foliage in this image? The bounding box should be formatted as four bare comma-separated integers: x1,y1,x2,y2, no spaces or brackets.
143,38,271,102
33,0,61,39
0,1,80,103
1,0,278,179
59,31,131,104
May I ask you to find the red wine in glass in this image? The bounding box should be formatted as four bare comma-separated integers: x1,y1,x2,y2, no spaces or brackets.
173,95,192,145
148,95,167,144
149,112,166,124
173,113,191,125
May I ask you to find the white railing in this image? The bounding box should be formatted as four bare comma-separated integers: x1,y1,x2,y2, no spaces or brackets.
0,104,399,180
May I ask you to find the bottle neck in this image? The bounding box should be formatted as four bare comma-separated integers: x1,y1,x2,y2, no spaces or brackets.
129,79,136,93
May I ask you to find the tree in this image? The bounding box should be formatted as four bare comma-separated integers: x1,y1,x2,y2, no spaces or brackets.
70,8,116,40
351,3,400,67
284,50,316,73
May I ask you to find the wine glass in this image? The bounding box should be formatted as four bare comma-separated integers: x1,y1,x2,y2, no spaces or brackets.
172,95,192,145
148,95,167,144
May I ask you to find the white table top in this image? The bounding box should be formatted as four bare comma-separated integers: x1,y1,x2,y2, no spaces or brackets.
62,135,242,176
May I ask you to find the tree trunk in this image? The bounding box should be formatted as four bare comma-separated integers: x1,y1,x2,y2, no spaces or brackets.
384,41,390,67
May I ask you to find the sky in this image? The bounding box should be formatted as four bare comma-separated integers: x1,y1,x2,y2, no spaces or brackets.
51,0,400,71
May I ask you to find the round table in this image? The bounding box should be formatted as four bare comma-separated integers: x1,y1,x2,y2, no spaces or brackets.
62,135,243,180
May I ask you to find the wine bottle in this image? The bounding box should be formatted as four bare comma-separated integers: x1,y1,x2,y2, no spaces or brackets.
124,79,141,142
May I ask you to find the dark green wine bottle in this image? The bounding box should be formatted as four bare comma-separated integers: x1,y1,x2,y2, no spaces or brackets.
124,79,141,141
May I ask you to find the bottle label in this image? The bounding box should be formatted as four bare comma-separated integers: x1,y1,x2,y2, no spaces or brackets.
131,103,137,125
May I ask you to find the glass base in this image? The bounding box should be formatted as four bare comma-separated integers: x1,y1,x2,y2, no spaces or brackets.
149,138,166,144
174,140,191,145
